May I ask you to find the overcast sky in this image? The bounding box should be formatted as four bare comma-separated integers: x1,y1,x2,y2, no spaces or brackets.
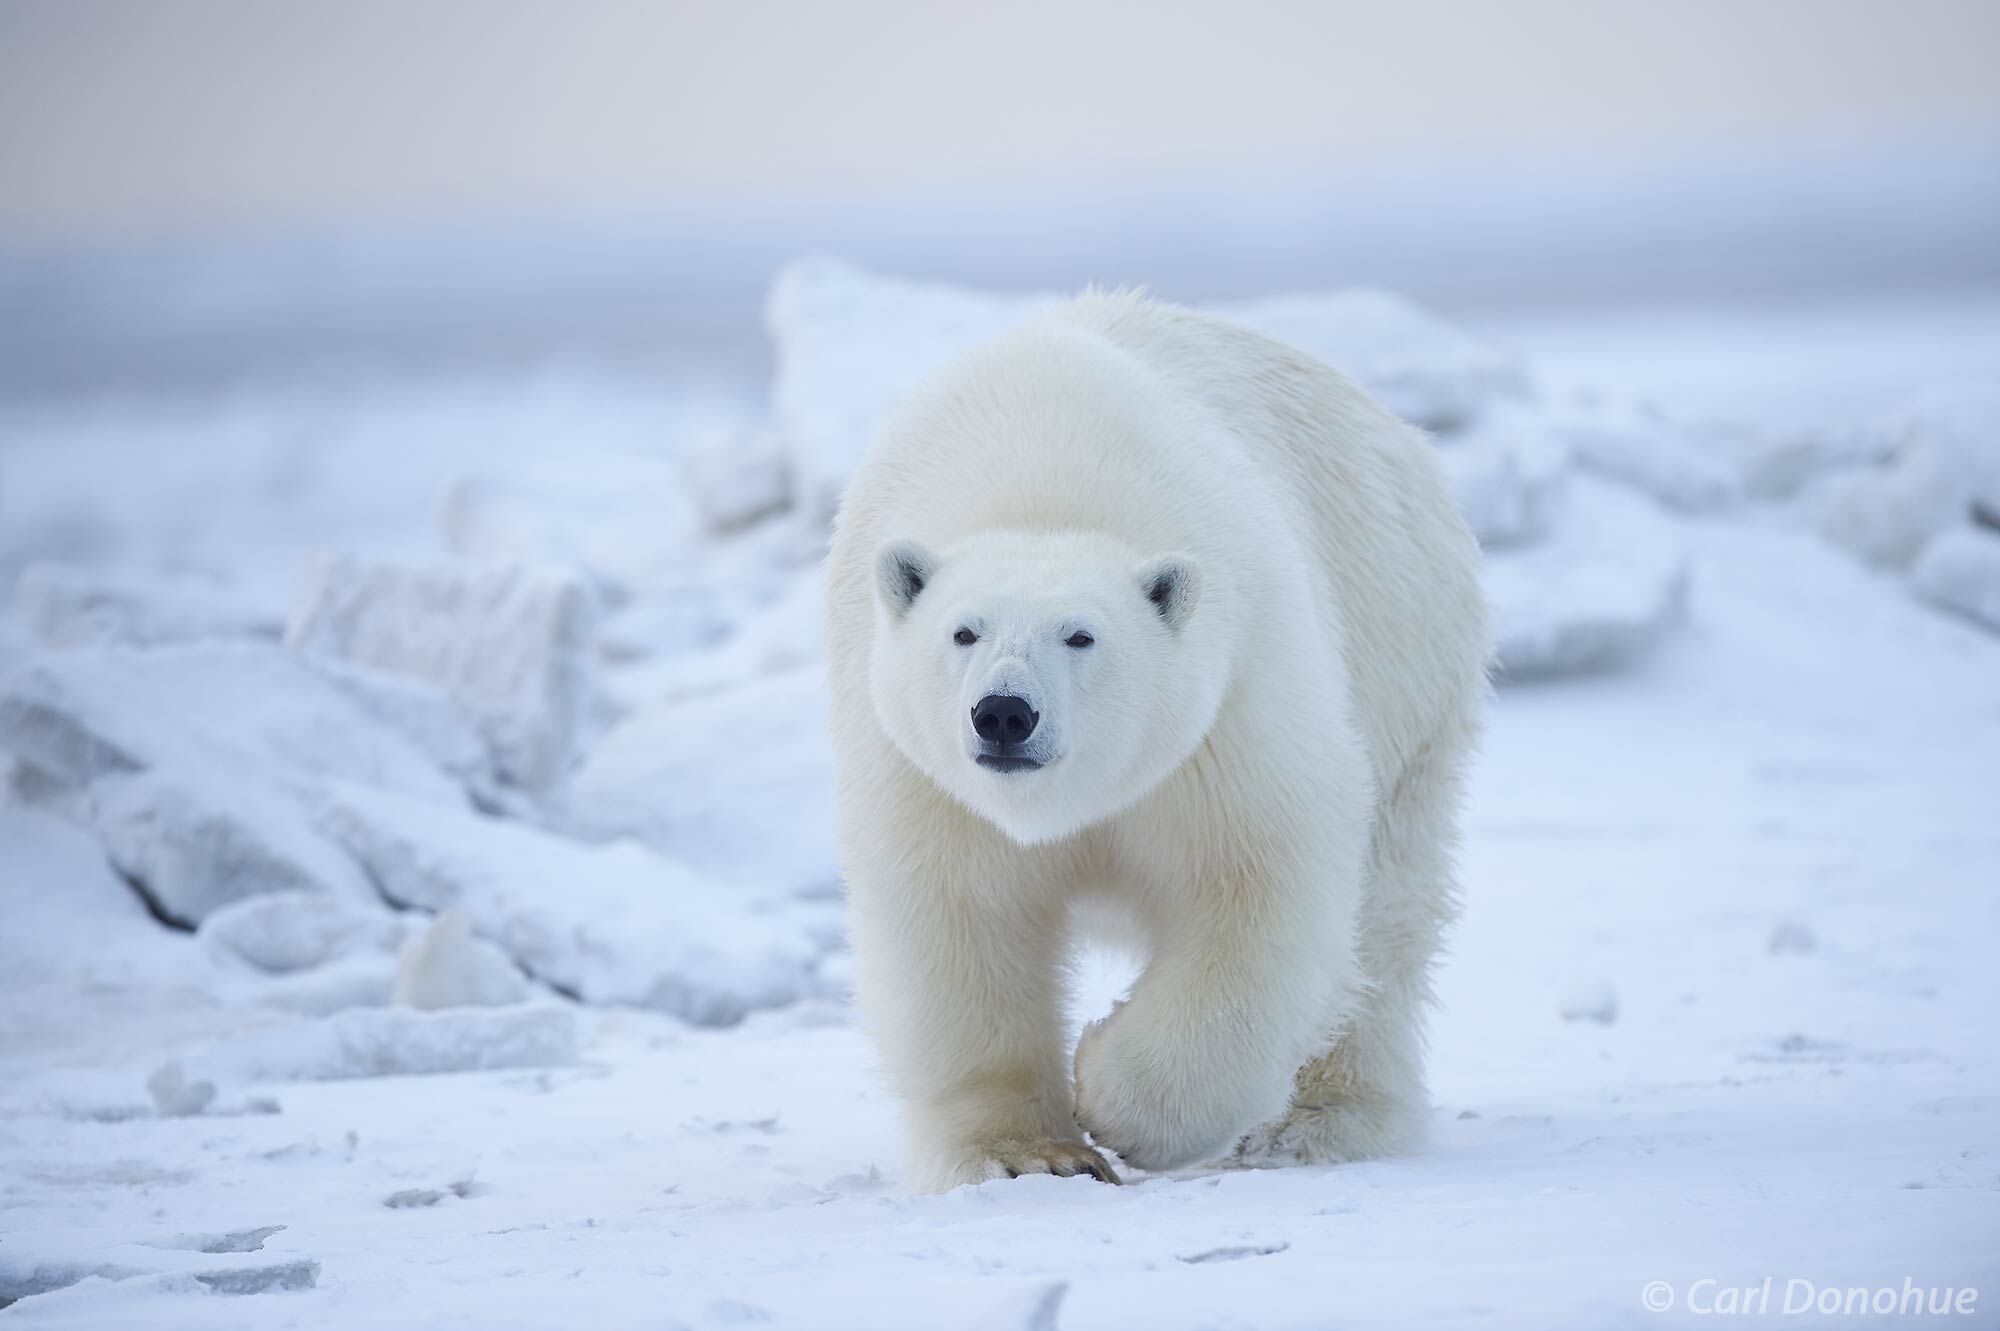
3,0,1997,240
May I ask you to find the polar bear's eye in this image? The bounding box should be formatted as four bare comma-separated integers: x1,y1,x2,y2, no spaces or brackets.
1064,631,1095,649
953,628,978,646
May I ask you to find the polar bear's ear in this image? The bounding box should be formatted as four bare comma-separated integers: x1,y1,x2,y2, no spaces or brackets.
875,540,940,619
1136,554,1200,630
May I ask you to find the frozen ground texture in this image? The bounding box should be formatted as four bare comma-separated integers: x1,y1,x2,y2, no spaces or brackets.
2,261,1998,1329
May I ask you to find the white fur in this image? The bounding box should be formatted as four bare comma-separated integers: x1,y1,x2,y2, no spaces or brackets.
824,293,1488,1192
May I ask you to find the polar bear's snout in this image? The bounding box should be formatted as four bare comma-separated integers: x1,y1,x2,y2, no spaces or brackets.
971,693,1043,771
971,693,1038,744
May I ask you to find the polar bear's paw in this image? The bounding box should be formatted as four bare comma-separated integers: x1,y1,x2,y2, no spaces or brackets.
1074,1009,1287,1173
1229,1097,1423,1169
932,1137,1120,1188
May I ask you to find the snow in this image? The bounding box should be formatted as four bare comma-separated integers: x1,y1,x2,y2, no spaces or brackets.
558,665,839,897
3,257,2000,1328
164,1004,582,1086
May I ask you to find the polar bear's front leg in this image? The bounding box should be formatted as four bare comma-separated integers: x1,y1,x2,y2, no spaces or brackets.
1074,865,1357,1173
1235,720,1475,1168
848,869,1113,1192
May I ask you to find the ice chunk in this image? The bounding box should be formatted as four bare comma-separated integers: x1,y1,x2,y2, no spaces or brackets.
767,260,1052,520
1486,480,1691,680
0,806,192,1012
0,1253,146,1305
0,1242,317,1304
595,591,732,673
197,890,402,975
0,643,465,803
971,1281,1069,1331
1559,978,1620,1024
171,1003,580,1083
1795,436,1968,569
1900,378,2000,515
316,783,834,1024
193,1259,319,1295
681,426,792,534
14,562,282,650
1789,381,1998,568
1910,527,2000,632
144,1060,217,1117
0,613,26,681
1713,420,1900,501
628,567,827,705
594,518,820,680
1720,381,1998,510
1227,289,1530,431
767,258,1529,519
560,667,838,897
1542,400,1742,513
441,453,699,601
249,953,402,1016
0,644,466,924
287,556,594,791
394,909,530,1010
1437,413,1571,549
1767,916,1819,956
697,560,826,678
89,770,379,926
304,657,499,800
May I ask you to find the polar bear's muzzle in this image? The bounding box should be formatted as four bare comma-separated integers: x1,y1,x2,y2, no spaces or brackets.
971,693,1051,772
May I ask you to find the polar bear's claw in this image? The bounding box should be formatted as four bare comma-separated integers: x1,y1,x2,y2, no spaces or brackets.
1230,1096,1420,1169
975,1138,1120,1185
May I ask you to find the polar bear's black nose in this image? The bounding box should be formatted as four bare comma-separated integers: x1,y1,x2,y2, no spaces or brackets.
972,694,1039,745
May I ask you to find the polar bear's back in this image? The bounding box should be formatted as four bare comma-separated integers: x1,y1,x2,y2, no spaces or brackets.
1048,293,1488,787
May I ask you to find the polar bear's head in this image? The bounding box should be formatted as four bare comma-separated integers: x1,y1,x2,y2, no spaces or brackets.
869,528,1223,844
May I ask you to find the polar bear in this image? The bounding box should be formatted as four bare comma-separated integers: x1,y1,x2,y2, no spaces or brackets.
824,291,1487,1192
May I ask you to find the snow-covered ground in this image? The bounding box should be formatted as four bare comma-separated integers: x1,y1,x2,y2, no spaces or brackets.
3,262,1998,1329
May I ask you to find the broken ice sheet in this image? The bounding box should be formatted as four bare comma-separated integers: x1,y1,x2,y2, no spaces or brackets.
317,782,836,1024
